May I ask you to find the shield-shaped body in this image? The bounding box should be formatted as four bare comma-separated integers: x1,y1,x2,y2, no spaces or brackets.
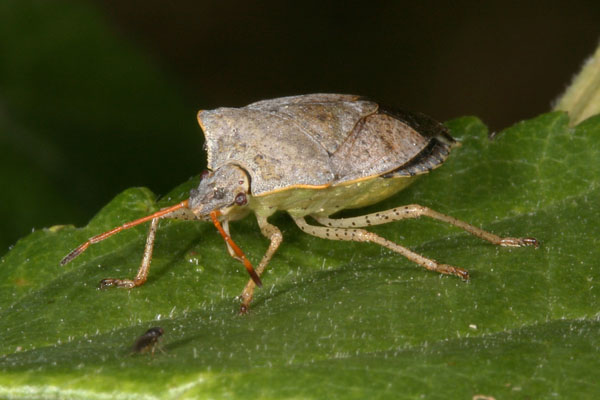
60,94,538,315
198,94,456,217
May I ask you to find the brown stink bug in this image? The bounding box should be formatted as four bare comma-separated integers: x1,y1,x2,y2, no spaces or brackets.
61,94,538,313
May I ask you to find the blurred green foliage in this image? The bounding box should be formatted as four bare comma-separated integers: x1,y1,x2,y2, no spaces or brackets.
0,0,204,254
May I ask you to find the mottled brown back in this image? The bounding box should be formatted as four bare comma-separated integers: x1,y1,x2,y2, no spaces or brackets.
198,94,455,195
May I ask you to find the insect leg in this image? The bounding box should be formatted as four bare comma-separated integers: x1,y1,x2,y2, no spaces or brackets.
239,216,283,314
209,211,262,287
60,200,192,265
313,204,538,247
100,217,159,288
97,204,198,289
293,216,469,280
221,220,241,260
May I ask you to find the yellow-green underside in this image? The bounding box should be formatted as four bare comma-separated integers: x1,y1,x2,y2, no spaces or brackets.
248,174,419,218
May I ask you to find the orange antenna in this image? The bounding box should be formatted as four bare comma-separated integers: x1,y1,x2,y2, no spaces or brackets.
210,210,262,287
60,200,190,266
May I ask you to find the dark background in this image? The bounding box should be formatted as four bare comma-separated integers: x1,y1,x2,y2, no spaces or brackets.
1,0,599,253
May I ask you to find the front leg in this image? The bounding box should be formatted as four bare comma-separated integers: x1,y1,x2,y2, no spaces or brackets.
239,215,283,313
99,204,198,289
100,217,159,289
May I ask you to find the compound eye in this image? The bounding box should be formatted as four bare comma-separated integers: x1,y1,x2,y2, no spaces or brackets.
234,192,247,206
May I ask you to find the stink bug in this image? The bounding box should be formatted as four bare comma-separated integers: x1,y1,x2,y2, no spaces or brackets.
61,94,538,313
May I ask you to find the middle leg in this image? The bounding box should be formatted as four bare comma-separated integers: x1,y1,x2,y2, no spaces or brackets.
239,215,283,313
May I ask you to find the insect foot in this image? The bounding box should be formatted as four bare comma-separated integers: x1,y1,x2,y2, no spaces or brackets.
437,264,470,281
99,278,143,289
498,237,540,248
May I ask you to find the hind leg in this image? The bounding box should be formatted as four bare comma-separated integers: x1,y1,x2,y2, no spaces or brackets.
313,204,538,247
293,216,469,280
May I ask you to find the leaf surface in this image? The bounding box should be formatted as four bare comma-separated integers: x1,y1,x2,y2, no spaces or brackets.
1,112,599,399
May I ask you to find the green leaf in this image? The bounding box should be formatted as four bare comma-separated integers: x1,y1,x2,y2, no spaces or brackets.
554,44,600,125
1,111,599,399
